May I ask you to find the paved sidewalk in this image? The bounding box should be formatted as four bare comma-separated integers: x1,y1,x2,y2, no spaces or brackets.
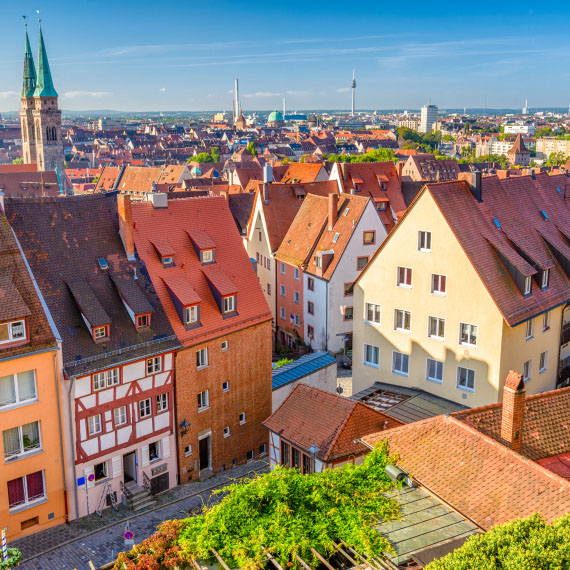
13,460,269,570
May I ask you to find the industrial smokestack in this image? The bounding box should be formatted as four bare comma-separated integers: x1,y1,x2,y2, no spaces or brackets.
235,78,240,120
283,96,286,119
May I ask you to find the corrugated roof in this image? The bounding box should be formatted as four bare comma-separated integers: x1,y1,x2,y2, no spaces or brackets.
272,351,336,390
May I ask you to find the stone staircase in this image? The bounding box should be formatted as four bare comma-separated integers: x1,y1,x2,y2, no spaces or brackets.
123,481,157,511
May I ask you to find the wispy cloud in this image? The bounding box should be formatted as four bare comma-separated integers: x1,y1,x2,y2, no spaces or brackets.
159,87,166,92
286,90,310,96
63,91,112,98
337,87,350,93
243,92,280,98
0,91,18,100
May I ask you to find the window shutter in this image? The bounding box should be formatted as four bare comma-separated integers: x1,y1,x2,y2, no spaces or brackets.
112,455,122,478
162,437,170,459
85,465,95,488
141,445,150,467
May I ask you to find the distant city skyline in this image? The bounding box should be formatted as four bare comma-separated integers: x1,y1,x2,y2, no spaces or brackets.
1,0,570,113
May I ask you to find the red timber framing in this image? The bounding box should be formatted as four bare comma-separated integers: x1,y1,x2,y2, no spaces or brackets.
74,352,175,464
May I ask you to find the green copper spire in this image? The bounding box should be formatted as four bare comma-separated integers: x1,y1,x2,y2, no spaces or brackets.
33,25,58,97
21,27,37,98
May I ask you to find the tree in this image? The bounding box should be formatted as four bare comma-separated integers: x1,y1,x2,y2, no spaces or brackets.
545,151,568,166
12,158,24,164
211,146,220,163
247,141,257,157
188,152,213,164
115,444,401,570
426,514,570,570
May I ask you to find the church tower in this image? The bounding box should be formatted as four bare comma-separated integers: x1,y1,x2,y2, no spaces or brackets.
19,26,37,165
29,24,64,171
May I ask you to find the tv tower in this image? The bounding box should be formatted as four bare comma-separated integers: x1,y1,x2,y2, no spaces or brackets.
234,78,241,122
351,70,356,116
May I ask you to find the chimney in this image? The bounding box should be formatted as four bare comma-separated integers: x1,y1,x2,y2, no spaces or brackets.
396,161,403,183
328,193,339,230
500,371,526,453
458,171,482,202
117,194,136,261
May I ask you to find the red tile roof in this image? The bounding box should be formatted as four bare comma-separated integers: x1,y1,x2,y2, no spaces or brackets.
263,384,403,462
363,414,570,530
132,196,271,346
202,264,238,296
163,274,201,306
538,452,570,481
280,163,326,183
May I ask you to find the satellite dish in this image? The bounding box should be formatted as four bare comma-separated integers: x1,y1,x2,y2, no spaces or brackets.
336,386,343,394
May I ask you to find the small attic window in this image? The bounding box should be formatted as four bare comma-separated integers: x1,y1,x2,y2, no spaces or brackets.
162,256,174,266
524,276,532,296
0,319,27,345
541,269,550,289
136,314,150,328
93,325,109,341
539,210,549,221
201,249,215,264
332,233,340,243
223,295,236,314
98,258,108,270
492,218,501,229
377,202,387,211
343,208,350,217
556,186,562,195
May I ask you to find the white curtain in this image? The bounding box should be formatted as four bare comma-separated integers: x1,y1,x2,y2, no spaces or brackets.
17,371,36,401
21,422,40,451
3,427,21,458
0,375,16,407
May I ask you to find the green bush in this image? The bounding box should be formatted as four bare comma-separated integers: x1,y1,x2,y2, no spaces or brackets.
273,357,293,369
0,548,22,569
426,514,570,569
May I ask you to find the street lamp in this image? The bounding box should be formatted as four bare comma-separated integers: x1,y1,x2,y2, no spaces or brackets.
308,443,320,474
179,419,190,436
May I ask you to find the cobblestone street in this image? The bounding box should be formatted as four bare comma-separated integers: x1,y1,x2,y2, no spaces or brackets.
13,460,268,570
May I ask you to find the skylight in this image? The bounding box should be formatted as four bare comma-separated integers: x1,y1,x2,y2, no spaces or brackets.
492,218,501,229
98,258,108,270
332,233,340,243
540,210,549,221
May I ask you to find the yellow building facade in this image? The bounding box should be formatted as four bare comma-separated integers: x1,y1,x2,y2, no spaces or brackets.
353,186,564,407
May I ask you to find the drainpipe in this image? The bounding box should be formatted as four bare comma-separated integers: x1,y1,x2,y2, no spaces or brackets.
67,375,79,519
53,349,69,524
325,280,329,351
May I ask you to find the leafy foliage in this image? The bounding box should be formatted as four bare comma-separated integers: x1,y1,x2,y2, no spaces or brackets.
0,548,22,569
115,444,400,570
324,148,396,163
12,158,24,164
545,151,568,166
426,514,570,570
273,357,294,368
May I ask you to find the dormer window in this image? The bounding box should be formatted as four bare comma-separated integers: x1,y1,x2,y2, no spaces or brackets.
314,255,322,268
354,183,361,192
541,269,550,289
223,295,236,314
185,305,200,325
202,249,214,264
136,314,150,328
524,276,532,296
377,202,387,211
0,320,27,345
162,256,174,267
93,325,109,340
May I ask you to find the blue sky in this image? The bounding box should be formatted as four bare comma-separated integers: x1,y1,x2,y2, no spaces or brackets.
1,1,569,112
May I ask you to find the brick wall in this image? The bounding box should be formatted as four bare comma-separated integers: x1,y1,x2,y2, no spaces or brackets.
174,319,272,482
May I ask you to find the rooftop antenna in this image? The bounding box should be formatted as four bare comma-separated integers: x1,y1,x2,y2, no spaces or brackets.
36,8,41,24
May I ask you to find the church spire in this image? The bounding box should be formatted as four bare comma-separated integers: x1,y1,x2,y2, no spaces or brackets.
22,25,37,98
33,23,58,97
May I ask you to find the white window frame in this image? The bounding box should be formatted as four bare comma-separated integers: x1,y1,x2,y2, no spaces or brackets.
185,305,199,325
247,449,254,462
426,358,443,384
280,262,286,274
139,398,152,419
147,356,162,375
397,267,412,288
114,406,127,426
523,359,532,382
137,314,149,328
539,351,548,373
149,440,161,462
8,471,45,511
364,344,379,368
0,320,26,345
459,322,478,347
0,371,37,409
202,249,214,263
365,303,381,324
162,256,174,265
196,348,208,369
431,274,447,295
394,309,411,333
94,326,107,339
541,269,550,289
197,389,209,411
418,231,432,252
88,414,102,436
223,426,231,438
294,291,300,304
280,285,286,297
222,381,229,392
294,267,300,280
239,412,246,425
457,366,475,392
184,445,192,457
156,393,168,413
392,351,409,376
2,421,42,460
93,368,119,391
524,276,532,295
223,295,236,314
543,312,551,332
280,307,286,320
221,340,229,351
428,316,445,340
525,319,534,340
94,461,108,482
294,314,300,327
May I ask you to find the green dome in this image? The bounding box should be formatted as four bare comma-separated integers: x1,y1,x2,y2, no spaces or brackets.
268,110,283,122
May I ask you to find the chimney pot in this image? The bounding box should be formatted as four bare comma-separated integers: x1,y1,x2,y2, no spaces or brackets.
328,193,339,230
500,370,526,453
